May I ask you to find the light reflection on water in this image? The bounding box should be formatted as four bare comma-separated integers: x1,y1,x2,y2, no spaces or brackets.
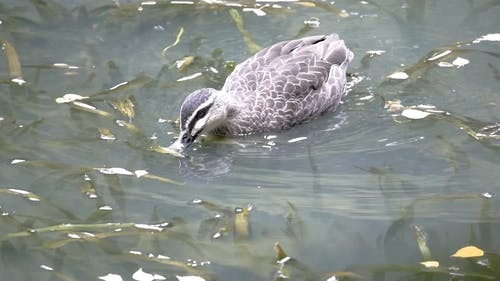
0,1,499,280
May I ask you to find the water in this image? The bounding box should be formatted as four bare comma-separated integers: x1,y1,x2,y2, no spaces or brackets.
1,1,499,280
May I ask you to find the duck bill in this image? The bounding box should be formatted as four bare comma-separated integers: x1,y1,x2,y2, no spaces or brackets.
167,138,187,154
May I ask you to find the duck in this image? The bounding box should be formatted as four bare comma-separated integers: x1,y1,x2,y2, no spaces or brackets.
168,33,353,153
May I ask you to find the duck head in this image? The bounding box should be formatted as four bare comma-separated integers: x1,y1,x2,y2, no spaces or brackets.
168,88,229,153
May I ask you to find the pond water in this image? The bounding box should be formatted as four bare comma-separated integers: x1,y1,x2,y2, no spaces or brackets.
1,1,499,280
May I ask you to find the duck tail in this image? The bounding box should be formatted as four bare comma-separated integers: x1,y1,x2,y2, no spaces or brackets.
322,34,354,67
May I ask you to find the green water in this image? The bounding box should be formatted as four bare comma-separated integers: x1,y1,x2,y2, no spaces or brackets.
0,1,499,280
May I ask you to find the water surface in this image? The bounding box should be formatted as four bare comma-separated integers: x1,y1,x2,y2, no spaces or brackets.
1,1,499,280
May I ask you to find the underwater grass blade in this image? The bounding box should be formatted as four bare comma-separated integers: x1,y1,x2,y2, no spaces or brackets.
115,119,140,134
228,9,261,53
40,226,168,250
274,242,288,260
108,97,135,121
0,185,80,220
1,39,23,82
234,206,249,240
162,26,184,58
191,199,231,214
284,201,304,239
90,75,153,98
273,242,319,280
383,205,414,249
68,101,113,117
10,159,78,170
44,268,79,281
413,225,432,261
31,0,70,24
296,1,349,18
8,118,45,137
0,188,42,202
349,263,497,280
140,173,185,186
1,222,135,241
122,250,209,277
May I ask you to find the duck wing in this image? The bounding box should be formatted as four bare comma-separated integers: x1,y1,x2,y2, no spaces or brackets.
222,34,353,132
223,34,352,98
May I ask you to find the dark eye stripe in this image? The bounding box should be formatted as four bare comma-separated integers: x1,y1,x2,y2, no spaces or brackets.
187,103,212,134
180,89,213,130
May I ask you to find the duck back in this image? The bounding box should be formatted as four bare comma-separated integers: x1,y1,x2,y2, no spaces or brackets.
221,33,353,135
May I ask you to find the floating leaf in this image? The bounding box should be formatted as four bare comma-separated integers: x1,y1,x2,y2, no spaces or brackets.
134,170,148,178
150,145,185,158
326,276,338,281
0,188,42,202
288,136,308,143
303,17,320,28
175,56,195,71
98,128,116,140
473,33,500,43
451,246,484,258
162,26,184,58
420,261,439,268
11,77,26,85
177,72,203,82
387,71,409,80
55,93,89,104
40,265,54,271
452,57,469,68
437,61,454,68
385,100,404,112
134,224,165,231
99,273,124,281
95,167,134,176
426,49,452,61
242,8,266,17
366,50,386,57
132,267,166,281
295,1,316,7
401,108,432,119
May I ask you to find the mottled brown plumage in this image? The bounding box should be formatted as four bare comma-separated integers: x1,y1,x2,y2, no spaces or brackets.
169,33,353,152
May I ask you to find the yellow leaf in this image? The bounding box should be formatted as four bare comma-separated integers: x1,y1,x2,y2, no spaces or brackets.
385,100,404,112
420,260,439,268
98,128,116,140
108,97,135,120
162,26,184,58
234,206,250,240
295,2,316,7
150,145,185,158
401,108,432,119
451,246,484,258
1,39,23,80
